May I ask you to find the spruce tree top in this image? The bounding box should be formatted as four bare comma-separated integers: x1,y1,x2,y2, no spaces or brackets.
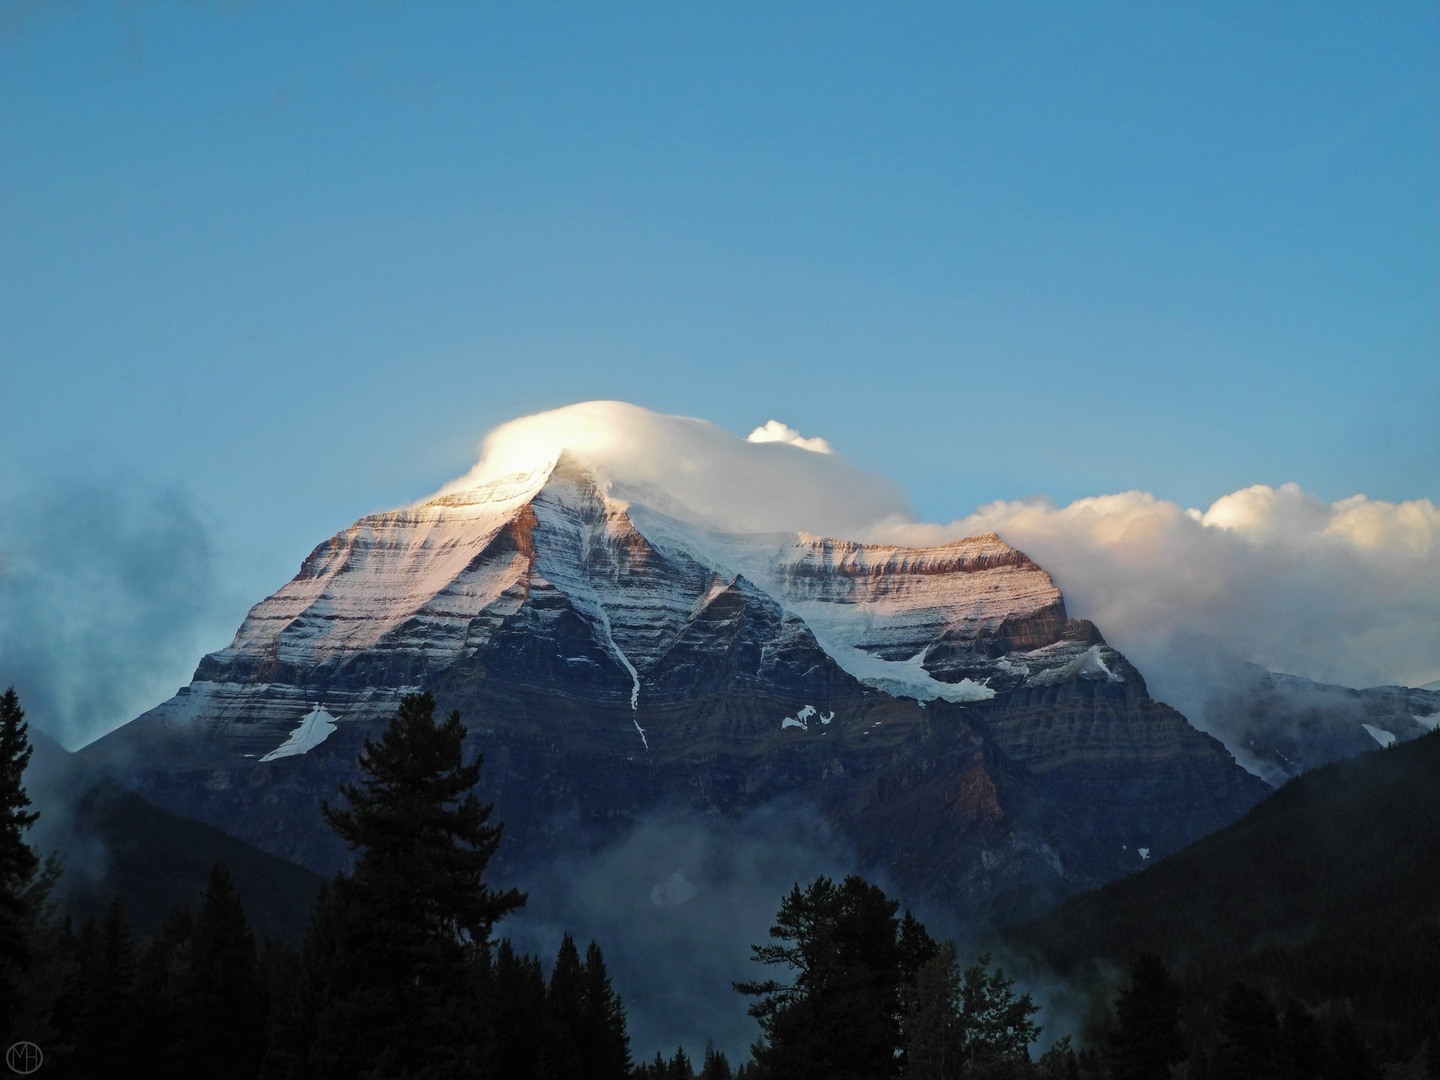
323,691,524,946
0,688,39,892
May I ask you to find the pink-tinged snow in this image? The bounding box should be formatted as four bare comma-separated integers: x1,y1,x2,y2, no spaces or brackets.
217,464,553,670
199,454,1074,711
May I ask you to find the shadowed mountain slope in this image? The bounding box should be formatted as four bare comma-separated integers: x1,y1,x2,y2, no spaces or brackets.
1006,729,1440,1058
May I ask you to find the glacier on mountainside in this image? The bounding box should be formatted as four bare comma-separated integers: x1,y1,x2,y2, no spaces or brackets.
260,706,338,761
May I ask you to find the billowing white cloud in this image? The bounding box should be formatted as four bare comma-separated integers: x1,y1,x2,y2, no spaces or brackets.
439,403,1439,715
745,420,834,455
434,400,910,538
880,484,1440,713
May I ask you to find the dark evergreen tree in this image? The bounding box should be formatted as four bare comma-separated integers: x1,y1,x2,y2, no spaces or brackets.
305,691,525,1078
172,864,268,1079
68,896,138,1078
668,1044,695,1079
1321,1016,1383,1080
491,938,547,1080
898,911,938,985
1104,952,1186,1080
902,939,962,1080
580,938,631,1079
1036,1035,1079,1080
901,942,1041,1080
1276,999,1321,1080
542,931,586,1079
957,952,1041,1068
131,904,194,1080
736,874,923,1080
1212,982,1280,1080
700,1039,734,1080
256,934,308,1080
1427,1031,1440,1079
0,687,41,1036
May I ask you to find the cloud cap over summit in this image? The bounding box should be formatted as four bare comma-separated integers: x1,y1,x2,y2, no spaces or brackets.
432,400,912,538
437,403,1439,703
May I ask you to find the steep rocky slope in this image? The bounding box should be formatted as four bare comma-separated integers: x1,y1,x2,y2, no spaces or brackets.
83,454,1267,927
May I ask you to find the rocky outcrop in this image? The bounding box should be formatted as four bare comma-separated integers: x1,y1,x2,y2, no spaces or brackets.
83,453,1269,927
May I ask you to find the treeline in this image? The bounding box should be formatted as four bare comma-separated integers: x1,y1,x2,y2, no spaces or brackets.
1071,950,1439,1080
1,690,636,1078
7,871,632,1078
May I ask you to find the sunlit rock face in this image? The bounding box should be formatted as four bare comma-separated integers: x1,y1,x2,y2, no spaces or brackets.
84,453,1268,927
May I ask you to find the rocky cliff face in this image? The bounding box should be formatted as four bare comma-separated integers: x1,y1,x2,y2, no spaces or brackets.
84,454,1268,927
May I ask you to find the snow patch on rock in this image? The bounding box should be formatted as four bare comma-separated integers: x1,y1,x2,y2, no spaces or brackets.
260,706,338,762
650,870,699,908
1361,723,1396,748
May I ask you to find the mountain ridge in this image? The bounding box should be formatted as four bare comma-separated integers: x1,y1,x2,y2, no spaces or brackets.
82,451,1268,927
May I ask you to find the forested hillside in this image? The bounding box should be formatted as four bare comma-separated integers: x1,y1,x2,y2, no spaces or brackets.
1009,729,1440,1064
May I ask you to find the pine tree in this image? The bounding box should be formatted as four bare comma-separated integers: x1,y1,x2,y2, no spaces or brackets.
736,875,923,1080
131,904,194,1080
172,864,268,1079
306,691,525,1078
1322,1016,1383,1080
903,939,962,1080
68,896,138,1078
668,1044,695,1079
580,938,631,1079
256,935,308,1080
1104,952,1186,1080
490,938,547,1080
1212,982,1279,1080
1276,999,1321,1080
901,943,1041,1080
1036,1035,1079,1080
544,931,587,1078
0,687,41,1035
700,1039,734,1080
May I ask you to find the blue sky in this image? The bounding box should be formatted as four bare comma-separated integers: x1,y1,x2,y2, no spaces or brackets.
1,3,1436,735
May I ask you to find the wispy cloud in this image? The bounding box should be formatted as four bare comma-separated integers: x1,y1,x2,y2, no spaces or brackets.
0,479,226,747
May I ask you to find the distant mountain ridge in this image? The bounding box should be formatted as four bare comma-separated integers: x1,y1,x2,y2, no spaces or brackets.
84,453,1267,927
1196,665,1438,784
1006,729,1440,1059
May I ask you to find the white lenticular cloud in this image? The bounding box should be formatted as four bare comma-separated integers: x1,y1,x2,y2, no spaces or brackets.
440,403,1439,712
435,400,910,538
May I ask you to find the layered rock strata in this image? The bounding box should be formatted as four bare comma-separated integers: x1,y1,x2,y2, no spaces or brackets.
85,454,1268,926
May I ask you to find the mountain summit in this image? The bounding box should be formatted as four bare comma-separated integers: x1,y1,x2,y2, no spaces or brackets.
86,440,1267,926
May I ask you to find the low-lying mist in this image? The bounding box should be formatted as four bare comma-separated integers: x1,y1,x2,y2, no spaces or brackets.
498,802,861,1062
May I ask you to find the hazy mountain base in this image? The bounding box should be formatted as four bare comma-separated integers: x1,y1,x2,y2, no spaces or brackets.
25,729,323,943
